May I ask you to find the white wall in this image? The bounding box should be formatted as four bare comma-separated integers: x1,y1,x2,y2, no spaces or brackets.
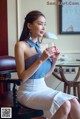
7,0,17,56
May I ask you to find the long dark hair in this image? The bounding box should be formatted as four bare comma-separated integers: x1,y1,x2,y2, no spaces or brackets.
19,10,45,41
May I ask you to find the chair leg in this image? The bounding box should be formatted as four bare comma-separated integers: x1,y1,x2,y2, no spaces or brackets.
68,85,71,94
73,86,77,96
64,83,67,93
77,85,80,102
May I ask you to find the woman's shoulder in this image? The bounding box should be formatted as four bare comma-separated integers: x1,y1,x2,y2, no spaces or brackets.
15,41,29,49
15,41,30,55
15,41,26,46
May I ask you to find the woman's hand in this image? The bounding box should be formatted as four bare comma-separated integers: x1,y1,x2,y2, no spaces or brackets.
50,46,60,62
39,46,60,62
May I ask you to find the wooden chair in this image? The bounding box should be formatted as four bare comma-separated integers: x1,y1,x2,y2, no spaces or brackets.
0,56,43,119
52,67,80,102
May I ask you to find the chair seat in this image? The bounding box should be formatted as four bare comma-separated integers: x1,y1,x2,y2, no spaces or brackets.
17,104,43,119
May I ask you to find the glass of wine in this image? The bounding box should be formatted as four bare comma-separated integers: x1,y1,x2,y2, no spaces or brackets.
43,32,60,55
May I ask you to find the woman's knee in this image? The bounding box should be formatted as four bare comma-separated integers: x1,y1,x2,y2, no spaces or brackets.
61,101,71,115
70,98,80,106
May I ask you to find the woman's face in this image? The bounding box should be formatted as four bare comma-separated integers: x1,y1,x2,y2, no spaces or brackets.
28,16,46,39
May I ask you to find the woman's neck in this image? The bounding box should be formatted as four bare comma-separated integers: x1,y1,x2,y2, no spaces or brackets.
30,36,39,43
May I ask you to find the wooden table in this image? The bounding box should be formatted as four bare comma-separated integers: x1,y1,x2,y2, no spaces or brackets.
52,59,80,101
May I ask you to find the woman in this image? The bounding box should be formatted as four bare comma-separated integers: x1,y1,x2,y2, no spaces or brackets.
15,10,80,119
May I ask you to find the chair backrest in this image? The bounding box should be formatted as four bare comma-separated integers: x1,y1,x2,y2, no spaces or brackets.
0,55,16,74
0,55,19,95
0,56,21,106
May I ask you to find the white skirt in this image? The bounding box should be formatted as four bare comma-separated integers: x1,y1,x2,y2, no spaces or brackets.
17,78,77,119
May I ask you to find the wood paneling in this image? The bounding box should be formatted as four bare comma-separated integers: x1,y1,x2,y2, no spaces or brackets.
0,0,8,55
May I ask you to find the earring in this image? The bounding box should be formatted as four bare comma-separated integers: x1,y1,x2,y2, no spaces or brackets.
29,31,32,40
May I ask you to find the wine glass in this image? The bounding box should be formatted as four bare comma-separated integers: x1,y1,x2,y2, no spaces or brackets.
43,32,59,55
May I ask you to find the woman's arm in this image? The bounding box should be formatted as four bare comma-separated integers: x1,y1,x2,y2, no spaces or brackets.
45,55,59,78
40,43,60,78
15,42,51,82
45,45,60,78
